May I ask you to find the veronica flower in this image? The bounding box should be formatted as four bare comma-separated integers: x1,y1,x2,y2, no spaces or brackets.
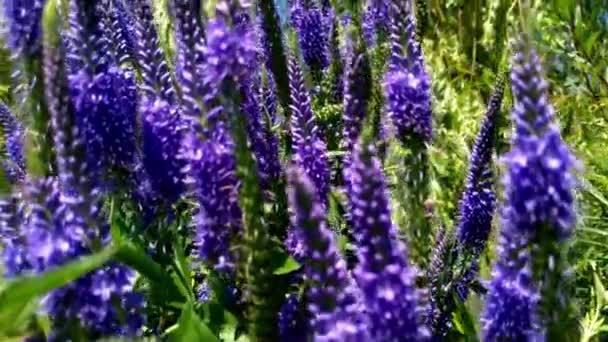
23,178,145,337
141,98,186,204
0,103,25,183
341,41,372,163
70,67,137,171
172,0,206,119
0,194,27,277
384,2,432,143
240,75,282,190
67,1,138,173
99,0,136,65
482,37,577,340
202,14,257,92
287,166,369,341
278,293,310,342
457,77,504,256
347,142,429,340
2,0,46,57
182,124,242,272
288,55,330,205
40,7,145,335
362,0,389,46
129,0,176,102
292,2,330,75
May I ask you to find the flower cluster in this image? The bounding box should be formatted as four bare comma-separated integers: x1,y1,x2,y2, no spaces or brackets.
482,38,577,340
7,178,144,337
141,98,186,204
347,142,429,340
384,4,432,143
287,166,369,341
291,1,330,74
240,76,281,189
130,0,176,102
71,67,137,171
288,55,331,205
202,16,257,90
2,0,46,57
457,76,504,256
172,0,206,119
183,125,242,272
362,0,389,46
0,103,25,183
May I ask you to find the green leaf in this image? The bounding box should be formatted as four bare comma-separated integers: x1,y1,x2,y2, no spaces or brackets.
114,243,186,302
593,272,607,307
170,302,219,342
273,256,301,275
0,246,116,317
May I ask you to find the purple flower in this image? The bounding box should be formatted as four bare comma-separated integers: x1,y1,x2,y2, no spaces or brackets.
362,0,389,46
482,39,576,340
3,178,145,337
0,194,27,277
342,45,372,158
129,0,176,102
172,0,206,119
346,142,429,340
102,0,137,65
287,166,369,341
278,293,310,341
456,78,504,256
141,98,186,204
43,22,145,333
288,55,331,205
71,67,137,171
482,233,541,341
240,76,281,190
2,0,45,57
202,16,257,90
383,67,432,143
67,0,110,73
0,103,25,183
183,125,242,272
292,2,330,74
384,3,432,142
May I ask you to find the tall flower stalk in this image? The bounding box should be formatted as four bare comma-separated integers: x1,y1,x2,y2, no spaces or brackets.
0,104,25,183
384,0,433,265
482,35,578,340
287,166,369,341
427,75,504,339
346,140,429,340
288,54,331,206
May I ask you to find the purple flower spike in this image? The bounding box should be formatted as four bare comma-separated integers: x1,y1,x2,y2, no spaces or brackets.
292,3,330,74
457,77,504,256
384,2,432,142
278,293,310,341
288,55,331,205
202,16,257,90
362,0,389,46
383,65,432,143
287,166,369,341
183,126,242,272
3,0,46,57
240,76,281,189
71,67,137,171
347,142,429,341
130,0,176,102
142,98,186,204
172,0,206,119
0,103,25,183
482,38,577,340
